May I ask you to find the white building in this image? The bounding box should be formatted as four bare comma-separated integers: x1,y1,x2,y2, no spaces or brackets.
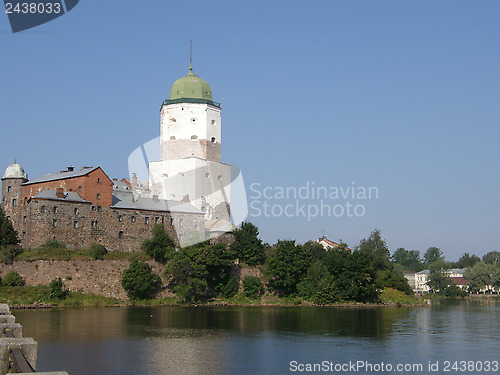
148,65,235,245
414,269,467,292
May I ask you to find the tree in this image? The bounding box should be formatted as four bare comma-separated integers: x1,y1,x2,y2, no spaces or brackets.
267,240,311,296
166,242,237,301
427,270,452,293
121,261,162,300
2,271,25,287
424,247,444,265
483,251,500,265
230,222,265,265
392,248,423,272
376,269,413,295
49,277,69,299
454,253,481,268
142,224,176,263
464,262,497,293
357,229,391,270
243,276,265,299
89,244,107,260
0,207,18,249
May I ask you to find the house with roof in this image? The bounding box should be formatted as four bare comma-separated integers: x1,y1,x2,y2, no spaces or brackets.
414,269,468,293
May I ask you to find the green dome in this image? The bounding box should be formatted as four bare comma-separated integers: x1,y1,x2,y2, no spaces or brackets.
169,66,213,101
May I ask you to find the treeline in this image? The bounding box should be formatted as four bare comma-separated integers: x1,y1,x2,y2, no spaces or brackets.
122,223,414,304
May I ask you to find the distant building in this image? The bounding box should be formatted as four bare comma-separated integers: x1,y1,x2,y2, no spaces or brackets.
317,237,349,251
414,269,467,292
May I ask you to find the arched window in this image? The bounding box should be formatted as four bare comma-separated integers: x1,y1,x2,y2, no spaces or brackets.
211,137,216,143
170,136,176,141
191,135,198,140
12,199,17,207
7,186,12,193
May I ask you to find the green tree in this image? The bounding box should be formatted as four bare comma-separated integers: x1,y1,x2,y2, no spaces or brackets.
357,229,391,270
464,262,497,293
2,271,25,287
0,207,18,249
142,224,176,263
297,260,332,301
267,240,311,296
89,244,107,260
392,248,423,272
166,242,237,300
482,251,500,265
174,278,209,303
231,222,265,265
454,253,481,268
242,276,265,299
376,269,413,295
424,247,444,265
427,270,452,293
121,261,162,300
49,277,69,299
0,245,23,265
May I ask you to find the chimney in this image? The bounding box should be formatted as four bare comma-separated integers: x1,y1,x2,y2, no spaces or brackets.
67,166,75,172
56,187,65,199
131,173,138,187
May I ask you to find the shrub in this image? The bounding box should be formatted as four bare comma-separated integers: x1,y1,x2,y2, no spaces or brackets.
3,271,25,287
142,224,176,263
49,277,69,299
121,261,162,300
174,277,208,303
89,244,107,260
242,276,264,299
41,240,66,249
0,245,23,265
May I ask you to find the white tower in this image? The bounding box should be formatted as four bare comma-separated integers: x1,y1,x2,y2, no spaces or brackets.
149,65,233,235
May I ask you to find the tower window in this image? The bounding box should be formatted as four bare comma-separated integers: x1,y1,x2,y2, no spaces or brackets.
170,217,174,227
12,199,17,207
170,118,176,122
179,218,184,228
205,173,210,178
52,219,58,228
91,220,98,227
78,186,82,192
74,208,79,215
118,231,124,239
118,215,123,222
217,175,222,181
211,137,216,143
191,135,198,140
211,120,216,125
40,206,46,213
131,216,136,223
96,194,101,200
74,221,79,229
191,118,196,123
97,206,102,212
7,186,12,193
97,178,101,183
170,136,176,141
53,207,58,214
145,217,150,225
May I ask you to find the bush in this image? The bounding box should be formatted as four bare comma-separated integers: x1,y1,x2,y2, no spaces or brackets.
89,244,107,260
0,245,23,265
3,271,25,287
41,240,66,249
142,224,176,263
49,277,69,299
242,276,264,299
174,277,209,303
121,261,162,300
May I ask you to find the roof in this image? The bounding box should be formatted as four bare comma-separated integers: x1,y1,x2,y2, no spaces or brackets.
319,238,341,247
32,190,90,203
112,195,203,214
2,162,28,180
451,277,468,286
169,65,213,101
23,167,99,186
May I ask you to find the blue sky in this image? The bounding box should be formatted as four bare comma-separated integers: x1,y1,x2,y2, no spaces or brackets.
1,1,499,260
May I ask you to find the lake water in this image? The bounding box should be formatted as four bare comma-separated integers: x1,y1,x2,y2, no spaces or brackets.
13,299,500,375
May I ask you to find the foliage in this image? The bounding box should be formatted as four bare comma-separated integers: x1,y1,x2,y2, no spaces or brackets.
482,251,500,265
121,261,162,300
166,242,237,301
357,229,391,270
49,277,69,299
0,207,18,249
424,247,444,265
376,269,413,295
2,271,25,287
464,262,499,293
41,239,66,249
392,248,423,272
454,253,481,268
427,270,452,293
380,288,422,305
267,240,311,296
231,222,265,265
242,276,264,299
173,278,208,303
0,245,23,265
142,224,176,263
89,244,108,260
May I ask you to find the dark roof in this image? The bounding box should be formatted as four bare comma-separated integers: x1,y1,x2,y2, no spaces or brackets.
23,167,99,185
112,196,203,214
32,190,91,203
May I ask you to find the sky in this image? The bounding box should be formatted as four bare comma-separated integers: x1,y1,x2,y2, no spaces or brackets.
1,1,499,261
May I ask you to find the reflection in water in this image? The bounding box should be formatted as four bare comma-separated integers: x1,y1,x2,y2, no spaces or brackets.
13,300,500,375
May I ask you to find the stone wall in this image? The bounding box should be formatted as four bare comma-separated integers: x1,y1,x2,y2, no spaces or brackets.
0,260,168,300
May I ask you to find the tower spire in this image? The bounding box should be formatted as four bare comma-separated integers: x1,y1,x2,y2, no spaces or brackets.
188,40,194,76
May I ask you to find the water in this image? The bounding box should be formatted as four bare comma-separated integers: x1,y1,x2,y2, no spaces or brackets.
13,299,500,374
